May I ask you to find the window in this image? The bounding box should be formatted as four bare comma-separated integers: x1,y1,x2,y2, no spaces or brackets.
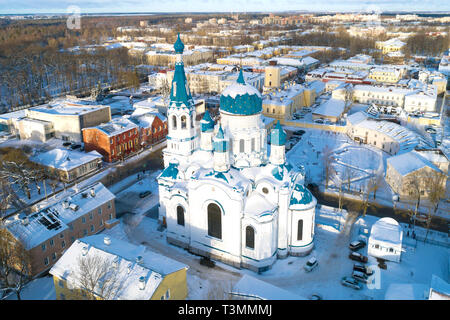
52,253,57,261
59,280,64,288
251,138,255,151
181,115,187,129
98,207,102,215
44,257,49,265
50,239,54,246
176,206,185,226
262,187,269,194
42,244,46,251
83,229,88,236
89,213,93,220
108,202,112,209
389,248,394,253
90,225,95,233
172,115,177,129
245,226,255,249
82,217,86,224
207,203,222,239
239,139,245,153
297,219,303,241
61,241,66,248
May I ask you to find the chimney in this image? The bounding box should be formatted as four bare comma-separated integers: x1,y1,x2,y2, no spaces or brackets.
90,188,96,197
112,256,119,268
138,276,146,290
127,263,133,274
136,255,144,265
19,213,29,226
104,236,111,246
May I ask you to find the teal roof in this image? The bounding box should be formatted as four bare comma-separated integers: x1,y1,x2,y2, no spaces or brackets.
289,184,314,207
160,162,180,180
270,121,286,146
200,110,215,132
213,125,228,152
174,33,184,54
170,60,194,109
219,70,262,116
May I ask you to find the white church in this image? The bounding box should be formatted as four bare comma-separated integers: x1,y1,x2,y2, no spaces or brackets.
157,35,317,273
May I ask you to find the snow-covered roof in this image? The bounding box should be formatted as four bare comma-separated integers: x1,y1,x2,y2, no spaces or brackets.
5,182,115,250
29,99,109,116
88,117,138,137
244,193,277,220
49,235,187,300
387,151,441,176
429,275,450,299
289,183,316,210
313,99,346,118
30,148,102,171
370,217,403,246
230,274,306,300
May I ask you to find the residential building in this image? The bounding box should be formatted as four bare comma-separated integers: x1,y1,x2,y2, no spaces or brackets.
30,148,102,183
50,235,188,300
368,218,403,263
3,182,116,276
385,151,447,198
82,117,140,162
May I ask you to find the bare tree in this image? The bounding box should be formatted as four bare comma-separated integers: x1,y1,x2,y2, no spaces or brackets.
322,145,335,189
423,171,447,242
404,171,426,228
0,226,31,300
74,253,124,300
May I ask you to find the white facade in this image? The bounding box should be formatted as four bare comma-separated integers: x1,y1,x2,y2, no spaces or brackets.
368,217,403,263
157,38,316,273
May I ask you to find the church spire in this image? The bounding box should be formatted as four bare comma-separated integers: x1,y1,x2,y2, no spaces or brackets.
169,34,193,110
237,68,245,85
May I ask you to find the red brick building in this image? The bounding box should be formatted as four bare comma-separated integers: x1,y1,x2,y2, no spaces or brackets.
130,113,168,148
82,118,140,162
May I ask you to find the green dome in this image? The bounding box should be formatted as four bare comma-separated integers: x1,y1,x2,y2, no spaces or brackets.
174,33,184,54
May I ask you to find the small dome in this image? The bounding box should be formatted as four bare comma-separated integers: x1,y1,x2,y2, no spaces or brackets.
220,69,262,116
270,121,286,146
200,110,215,132
174,33,184,54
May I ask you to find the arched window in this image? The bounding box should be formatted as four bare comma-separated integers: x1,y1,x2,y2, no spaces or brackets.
239,139,245,153
172,115,177,130
245,226,255,249
176,206,185,226
191,115,195,128
297,219,303,241
207,203,222,239
251,138,255,152
181,115,187,129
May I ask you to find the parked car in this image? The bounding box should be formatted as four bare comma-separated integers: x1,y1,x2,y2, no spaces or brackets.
304,257,318,272
341,276,362,290
352,270,369,283
62,142,72,147
200,257,215,268
426,127,437,134
349,240,366,251
314,119,324,124
70,144,82,150
293,130,305,136
353,264,374,276
139,191,152,198
349,252,368,263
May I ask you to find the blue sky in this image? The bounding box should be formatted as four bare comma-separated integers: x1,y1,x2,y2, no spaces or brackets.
0,0,449,14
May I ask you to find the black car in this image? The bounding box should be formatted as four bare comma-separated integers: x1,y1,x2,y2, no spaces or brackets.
353,264,374,276
62,142,72,147
349,252,368,263
293,130,305,136
349,240,366,251
341,276,362,290
70,144,82,150
139,191,152,198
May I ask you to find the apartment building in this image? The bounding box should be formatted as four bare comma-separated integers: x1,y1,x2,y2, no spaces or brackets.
30,148,102,183
82,118,140,162
50,235,188,300
3,182,116,276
